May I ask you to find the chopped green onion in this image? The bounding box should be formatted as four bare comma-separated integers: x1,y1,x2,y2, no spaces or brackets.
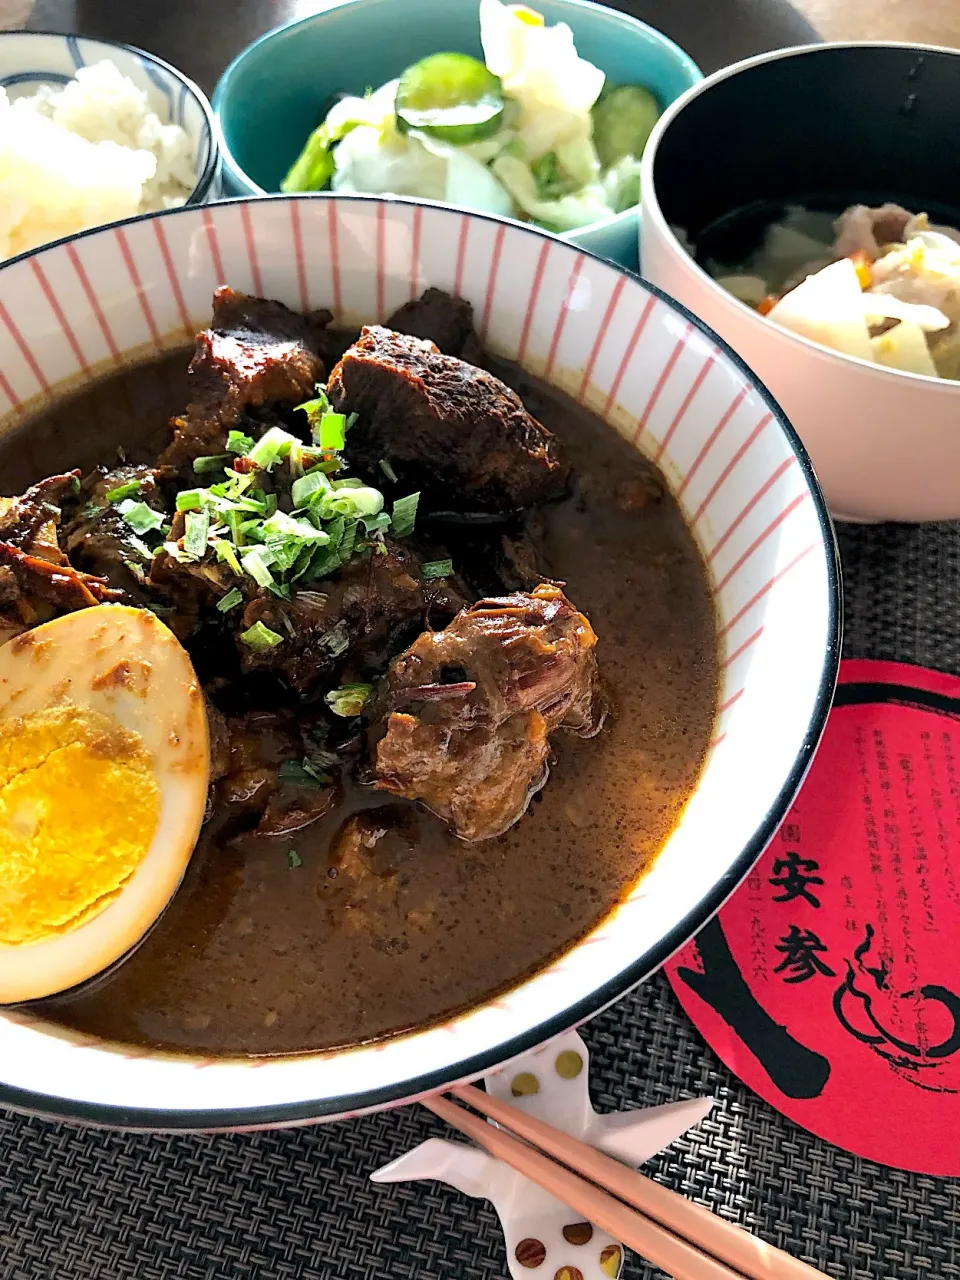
345,412,358,431
291,470,333,510
278,760,327,790
213,539,243,576
217,587,244,613
294,386,331,425
421,558,453,580
339,520,359,561
105,479,141,504
317,411,346,451
176,489,208,512
241,547,276,588
320,620,350,657
379,458,398,484
325,682,373,718
391,491,420,538
183,509,210,561
81,502,104,522
193,454,231,474
287,848,303,869
329,485,384,519
226,430,255,454
246,426,300,471
70,474,82,495
262,510,330,545
362,511,391,535
126,534,154,561
227,508,245,547
240,620,284,651
298,542,341,583
118,499,165,536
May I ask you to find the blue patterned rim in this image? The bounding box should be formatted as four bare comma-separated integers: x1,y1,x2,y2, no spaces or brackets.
0,30,219,203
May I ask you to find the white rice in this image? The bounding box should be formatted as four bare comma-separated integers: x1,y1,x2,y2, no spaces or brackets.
0,59,196,261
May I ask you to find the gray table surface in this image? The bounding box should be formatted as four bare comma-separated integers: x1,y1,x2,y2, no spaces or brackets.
3,5,958,1280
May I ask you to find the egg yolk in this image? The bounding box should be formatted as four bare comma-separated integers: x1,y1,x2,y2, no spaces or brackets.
0,702,160,946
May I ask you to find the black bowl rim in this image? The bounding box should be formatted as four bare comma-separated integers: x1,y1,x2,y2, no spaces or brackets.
0,191,842,1131
639,39,960,392
0,28,220,204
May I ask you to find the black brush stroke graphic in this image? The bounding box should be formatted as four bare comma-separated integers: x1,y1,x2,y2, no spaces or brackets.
677,916,831,1099
833,681,960,720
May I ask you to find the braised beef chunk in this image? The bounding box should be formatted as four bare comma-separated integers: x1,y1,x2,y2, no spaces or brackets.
386,288,484,362
61,464,174,598
160,287,333,468
0,541,121,615
327,326,567,514
212,709,339,838
370,583,605,840
0,470,124,639
0,472,77,556
237,540,466,694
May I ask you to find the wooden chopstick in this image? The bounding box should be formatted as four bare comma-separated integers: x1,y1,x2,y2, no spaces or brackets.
423,1092,742,1280
426,1084,828,1280
452,1083,825,1280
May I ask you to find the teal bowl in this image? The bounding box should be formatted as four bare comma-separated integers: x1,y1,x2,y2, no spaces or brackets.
213,0,701,268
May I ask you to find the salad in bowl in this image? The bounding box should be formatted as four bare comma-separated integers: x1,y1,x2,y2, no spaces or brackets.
281,0,662,233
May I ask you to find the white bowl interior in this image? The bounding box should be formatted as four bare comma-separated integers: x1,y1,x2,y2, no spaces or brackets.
0,32,215,197
0,196,836,1127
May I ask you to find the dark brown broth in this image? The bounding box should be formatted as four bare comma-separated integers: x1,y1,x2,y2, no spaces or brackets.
14,352,719,1056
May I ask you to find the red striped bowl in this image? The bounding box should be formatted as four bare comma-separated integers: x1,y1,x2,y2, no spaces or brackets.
0,195,839,1130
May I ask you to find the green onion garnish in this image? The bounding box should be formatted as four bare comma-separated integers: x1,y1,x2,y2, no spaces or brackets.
81,502,104,522
421,558,453,580
118,499,165,536
176,489,208,512
183,509,210,560
105,480,141,504
246,426,300,471
126,535,154,561
226,508,245,546
325,682,373,718
291,470,332,510
320,619,350,657
329,485,384,519
362,511,391,535
294,385,331,425
278,760,327,790
212,538,242,576
379,458,398,484
241,547,276,588
226,430,255,454
317,412,346,451
240,620,284,651
217,587,244,613
287,848,303,869
391,491,419,538
193,454,231,474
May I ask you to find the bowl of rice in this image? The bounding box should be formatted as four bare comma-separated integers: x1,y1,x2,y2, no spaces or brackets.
0,31,219,262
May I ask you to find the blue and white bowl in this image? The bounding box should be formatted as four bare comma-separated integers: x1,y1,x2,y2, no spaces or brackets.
0,30,219,208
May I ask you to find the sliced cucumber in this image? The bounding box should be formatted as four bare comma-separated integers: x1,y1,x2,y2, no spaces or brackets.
591,84,661,171
396,52,505,145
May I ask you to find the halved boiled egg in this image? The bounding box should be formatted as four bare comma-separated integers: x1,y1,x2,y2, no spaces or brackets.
0,604,209,1002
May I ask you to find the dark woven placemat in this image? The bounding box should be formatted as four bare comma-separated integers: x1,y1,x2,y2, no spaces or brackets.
2,519,959,1280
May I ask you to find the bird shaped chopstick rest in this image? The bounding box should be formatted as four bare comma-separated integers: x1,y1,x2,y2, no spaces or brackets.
371,1029,714,1279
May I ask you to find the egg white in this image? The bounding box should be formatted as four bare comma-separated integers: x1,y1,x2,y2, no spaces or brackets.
0,604,209,1003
